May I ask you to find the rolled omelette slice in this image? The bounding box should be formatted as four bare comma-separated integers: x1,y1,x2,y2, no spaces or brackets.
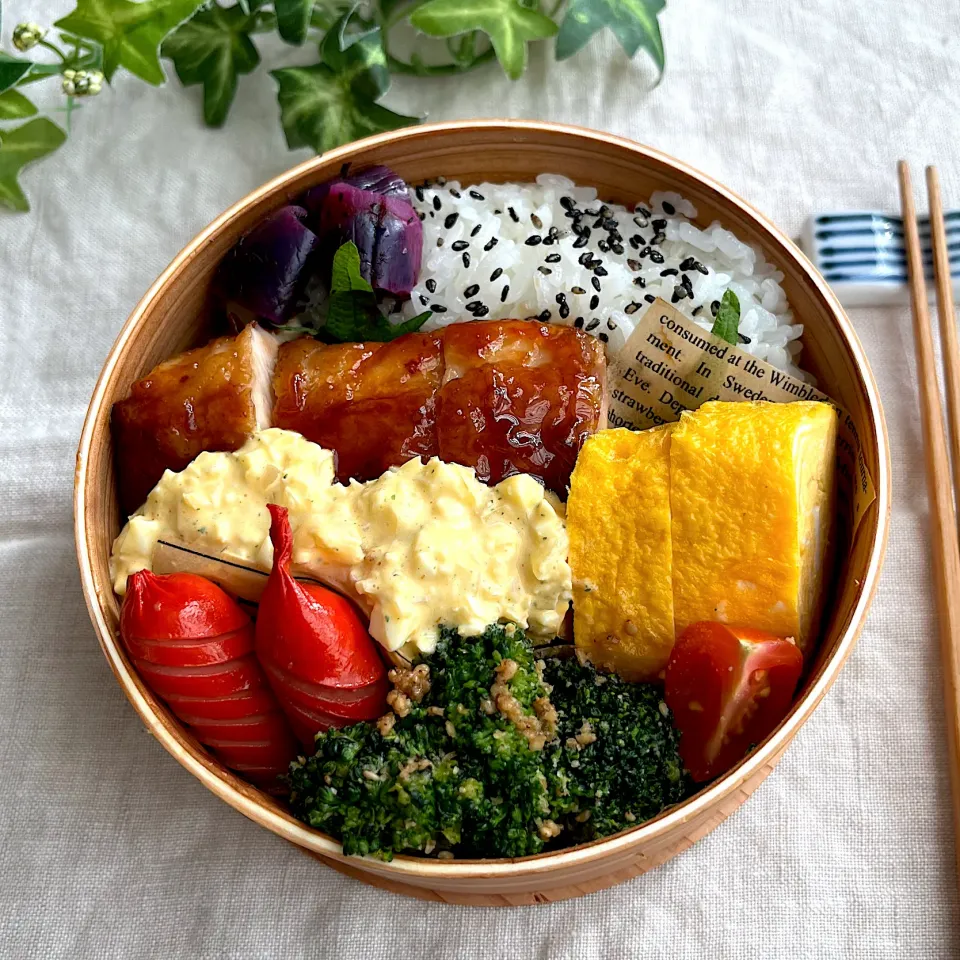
670,400,837,652
567,425,674,681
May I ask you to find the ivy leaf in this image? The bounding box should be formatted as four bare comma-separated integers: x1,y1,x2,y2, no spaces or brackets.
555,0,665,74
274,0,310,44
322,241,430,342
0,89,38,120
0,118,67,212
271,10,416,154
55,0,206,85
0,53,32,93
710,289,740,346
162,3,260,126
410,0,557,81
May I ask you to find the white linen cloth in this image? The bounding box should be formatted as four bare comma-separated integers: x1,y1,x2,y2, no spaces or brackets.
2,0,960,955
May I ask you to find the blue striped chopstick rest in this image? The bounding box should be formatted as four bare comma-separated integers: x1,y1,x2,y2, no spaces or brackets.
801,212,960,307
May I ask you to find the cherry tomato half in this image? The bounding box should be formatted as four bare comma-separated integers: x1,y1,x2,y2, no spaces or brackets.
664,622,804,782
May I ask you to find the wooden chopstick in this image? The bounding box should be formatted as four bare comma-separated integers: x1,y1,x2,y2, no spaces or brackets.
927,166,960,500
899,160,960,884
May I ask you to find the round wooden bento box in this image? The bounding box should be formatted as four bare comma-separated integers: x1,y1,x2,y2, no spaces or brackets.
74,120,891,906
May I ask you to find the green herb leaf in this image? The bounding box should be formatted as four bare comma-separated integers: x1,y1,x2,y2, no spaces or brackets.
555,0,665,74
0,117,67,212
0,89,38,120
271,10,416,153
56,0,206,85
0,53,32,93
710,289,740,345
162,3,260,126
274,0,310,44
322,240,430,342
410,0,557,80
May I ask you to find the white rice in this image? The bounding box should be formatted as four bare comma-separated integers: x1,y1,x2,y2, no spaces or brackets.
391,173,806,379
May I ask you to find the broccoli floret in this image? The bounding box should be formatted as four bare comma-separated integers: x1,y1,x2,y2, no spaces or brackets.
542,656,690,842
288,624,554,861
286,625,690,861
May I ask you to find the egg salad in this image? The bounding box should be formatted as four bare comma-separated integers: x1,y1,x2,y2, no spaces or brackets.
110,428,571,655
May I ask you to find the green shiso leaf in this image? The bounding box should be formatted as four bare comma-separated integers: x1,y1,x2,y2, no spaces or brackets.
56,0,207,85
322,241,429,342
555,0,666,75
710,288,741,345
0,118,67,212
0,89,38,120
410,0,557,81
162,3,260,127
271,9,416,154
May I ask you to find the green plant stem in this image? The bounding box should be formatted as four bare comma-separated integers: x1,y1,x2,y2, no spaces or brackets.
37,38,69,62
543,0,564,18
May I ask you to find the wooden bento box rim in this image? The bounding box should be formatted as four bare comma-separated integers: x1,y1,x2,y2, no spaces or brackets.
74,119,892,893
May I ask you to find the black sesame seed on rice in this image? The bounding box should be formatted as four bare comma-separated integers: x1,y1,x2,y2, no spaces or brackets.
572,286,586,295
462,253,470,268
597,239,610,253
548,226,560,237
594,265,608,277
591,276,601,292
590,294,600,310
469,190,485,201
425,278,437,293
692,305,703,316
433,195,442,211
495,209,502,215
624,302,642,314
711,299,721,317
598,332,609,343
578,252,593,266
560,196,576,211
573,235,589,249
430,304,447,313
635,205,651,218
633,216,649,229
649,250,665,264
531,213,543,229
556,292,567,305
451,240,469,252
592,217,605,229
490,267,503,281
450,188,461,198
415,186,425,202
444,212,459,229
559,303,570,319
671,287,684,304
645,294,656,303
606,319,616,330
652,232,667,246
661,268,679,277
627,259,642,271
611,243,624,256
696,262,709,275
501,284,509,303
652,218,667,232
738,333,751,344
508,207,519,223
661,201,676,215
538,310,551,322
633,276,647,287
464,284,480,298
470,223,482,237
681,275,694,296
484,238,499,251
437,177,446,186
419,295,428,306
542,235,555,246
538,266,552,275
545,253,562,263
586,318,600,331
436,237,444,248
525,235,542,246
466,300,483,312
574,316,585,328
475,305,490,317
679,257,697,271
